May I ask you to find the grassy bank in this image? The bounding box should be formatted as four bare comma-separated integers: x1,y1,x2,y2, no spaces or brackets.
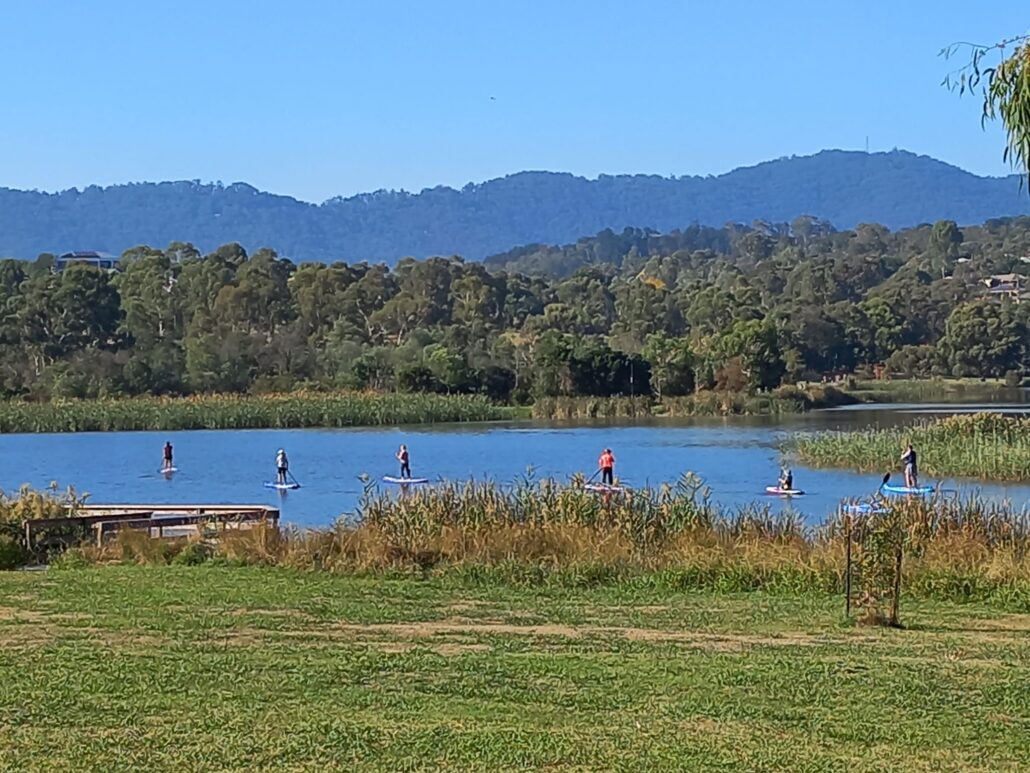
532,385,856,420
0,566,1028,770
40,478,1029,606
0,392,514,432
845,377,1023,404
0,377,1017,433
789,413,1030,481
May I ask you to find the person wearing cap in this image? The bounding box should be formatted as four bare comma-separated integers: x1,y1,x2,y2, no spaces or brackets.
276,448,289,484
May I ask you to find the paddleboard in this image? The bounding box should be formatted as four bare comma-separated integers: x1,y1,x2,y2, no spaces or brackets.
764,486,805,496
844,503,888,515
382,476,429,485
264,481,300,490
882,483,934,496
584,483,627,493
159,467,179,474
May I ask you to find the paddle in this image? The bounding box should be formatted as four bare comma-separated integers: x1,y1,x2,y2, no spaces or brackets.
585,468,602,485
288,469,302,488
873,473,891,501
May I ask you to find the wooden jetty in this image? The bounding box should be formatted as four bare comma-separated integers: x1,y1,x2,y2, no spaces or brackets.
23,504,279,550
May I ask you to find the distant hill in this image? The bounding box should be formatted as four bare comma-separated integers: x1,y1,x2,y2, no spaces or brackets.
1,150,1028,262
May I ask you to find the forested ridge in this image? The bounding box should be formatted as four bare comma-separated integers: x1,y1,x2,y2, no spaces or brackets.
2,150,1029,262
2,213,1028,403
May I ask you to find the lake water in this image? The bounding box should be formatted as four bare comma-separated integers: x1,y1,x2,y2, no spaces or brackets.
1,401,1028,528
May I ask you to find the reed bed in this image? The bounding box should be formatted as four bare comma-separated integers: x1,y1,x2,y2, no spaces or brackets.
530,388,851,420
660,391,811,416
846,377,1017,404
531,396,654,419
789,412,1030,481
46,478,1030,603
0,391,513,432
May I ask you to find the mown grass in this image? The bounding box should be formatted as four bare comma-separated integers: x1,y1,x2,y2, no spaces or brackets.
790,413,1030,481
0,565,1028,771
0,391,514,432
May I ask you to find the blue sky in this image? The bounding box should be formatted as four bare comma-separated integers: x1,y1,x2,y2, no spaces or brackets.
1,0,1026,201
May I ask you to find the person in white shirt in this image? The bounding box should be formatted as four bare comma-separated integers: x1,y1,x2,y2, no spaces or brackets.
276,449,289,484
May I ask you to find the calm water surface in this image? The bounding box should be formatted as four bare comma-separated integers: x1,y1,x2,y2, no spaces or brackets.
2,401,1028,527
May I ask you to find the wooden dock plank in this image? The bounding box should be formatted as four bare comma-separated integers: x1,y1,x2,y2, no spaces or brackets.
22,504,280,550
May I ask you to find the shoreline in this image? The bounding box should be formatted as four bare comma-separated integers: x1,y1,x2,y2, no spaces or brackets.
0,378,1021,433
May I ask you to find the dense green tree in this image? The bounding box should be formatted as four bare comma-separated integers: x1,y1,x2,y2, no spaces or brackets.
0,215,1025,401
940,301,1027,377
928,220,964,279
116,253,180,345
708,320,784,390
642,333,694,398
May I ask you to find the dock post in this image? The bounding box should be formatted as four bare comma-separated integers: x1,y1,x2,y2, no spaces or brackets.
844,514,852,618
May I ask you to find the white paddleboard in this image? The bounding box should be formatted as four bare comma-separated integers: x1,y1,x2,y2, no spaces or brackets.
382,476,429,485
584,483,627,493
264,481,300,490
844,503,888,515
159,467,179,474
765,486,804,496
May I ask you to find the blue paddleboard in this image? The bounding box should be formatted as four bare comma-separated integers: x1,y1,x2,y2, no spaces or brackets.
882,483,934,496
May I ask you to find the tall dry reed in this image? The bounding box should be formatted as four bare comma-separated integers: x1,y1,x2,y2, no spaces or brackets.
46,478,1030,604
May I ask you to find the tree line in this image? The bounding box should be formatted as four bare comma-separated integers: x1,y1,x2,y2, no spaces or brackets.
1,215,1028,402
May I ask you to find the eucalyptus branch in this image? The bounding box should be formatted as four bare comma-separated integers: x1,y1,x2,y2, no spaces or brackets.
939,35,1030,94
942,32,1030,183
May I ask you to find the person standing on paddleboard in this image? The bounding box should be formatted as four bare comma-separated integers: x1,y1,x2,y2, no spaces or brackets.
162,442,174,472
397,444,411,479
901,444,918,488
599,448,615,485
276,449,289,485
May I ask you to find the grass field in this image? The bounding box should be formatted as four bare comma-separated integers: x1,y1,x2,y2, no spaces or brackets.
0,566,1028,771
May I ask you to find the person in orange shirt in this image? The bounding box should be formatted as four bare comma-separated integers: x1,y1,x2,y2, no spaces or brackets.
598,448,615,485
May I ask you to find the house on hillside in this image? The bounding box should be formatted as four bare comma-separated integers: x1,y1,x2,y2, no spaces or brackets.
982,273,1029,303
54,251,118,273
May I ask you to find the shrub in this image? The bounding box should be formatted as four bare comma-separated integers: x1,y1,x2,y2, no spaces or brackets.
172,540,214,566
0,534,27,570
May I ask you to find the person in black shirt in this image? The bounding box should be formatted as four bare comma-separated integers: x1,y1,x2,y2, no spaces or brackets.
901,444,918,488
